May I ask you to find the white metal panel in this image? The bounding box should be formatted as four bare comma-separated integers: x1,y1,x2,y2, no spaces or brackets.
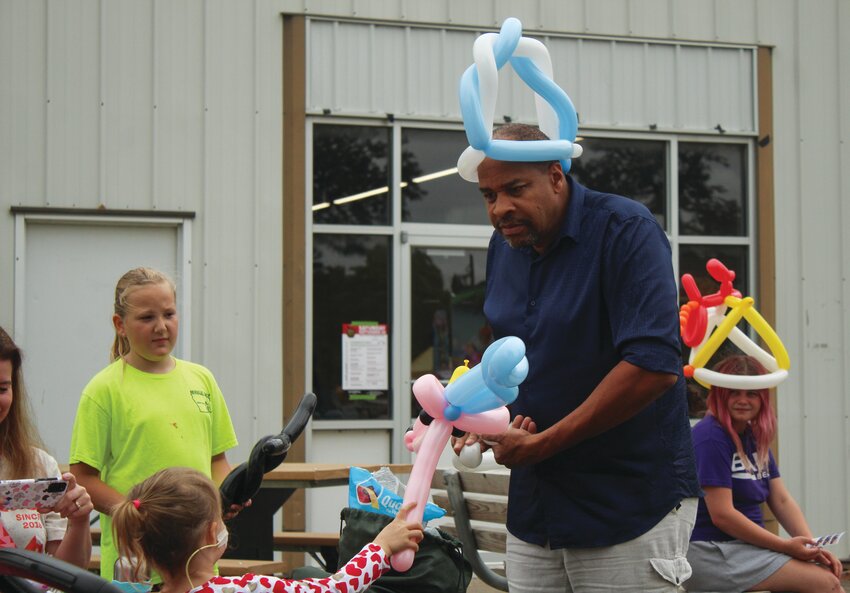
101,0,155,208
307,22,757,135
677,46,711,130
292,0,779,45
671,0,717,42
768,0,806,525
795,0,846,541
839,0,850,558
0,0,285,467
611,41,647,128
407,28,449,118
584,0,629,37
626,0,672,39
0,0,48,205
643,44,677,129
539,0,586,33
401,0,449,25
713,0,758,44
151,0,205,212
373,24,408,115
44,0,101,207
2,0,848,552
307,430,392,533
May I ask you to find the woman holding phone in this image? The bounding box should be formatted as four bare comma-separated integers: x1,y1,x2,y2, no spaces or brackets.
0,326,92,568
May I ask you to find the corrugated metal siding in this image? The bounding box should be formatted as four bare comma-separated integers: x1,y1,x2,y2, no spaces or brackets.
297,0,849,553
1,0,847,555
0,0,284,461
307,20,756,134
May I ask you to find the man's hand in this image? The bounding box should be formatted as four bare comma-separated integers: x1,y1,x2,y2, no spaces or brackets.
480,415,539,468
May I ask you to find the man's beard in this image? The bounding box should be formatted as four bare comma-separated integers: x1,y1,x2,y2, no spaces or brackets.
498,219,539,249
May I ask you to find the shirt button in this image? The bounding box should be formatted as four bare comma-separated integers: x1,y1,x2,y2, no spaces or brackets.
530,300,536,307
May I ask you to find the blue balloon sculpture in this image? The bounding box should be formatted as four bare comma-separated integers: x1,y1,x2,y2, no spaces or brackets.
457,17,582,182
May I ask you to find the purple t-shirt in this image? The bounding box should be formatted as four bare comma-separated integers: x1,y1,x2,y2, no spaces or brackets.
690,415,779,542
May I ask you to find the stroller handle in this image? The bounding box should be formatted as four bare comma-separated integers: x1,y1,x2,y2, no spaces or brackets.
219,392,317,511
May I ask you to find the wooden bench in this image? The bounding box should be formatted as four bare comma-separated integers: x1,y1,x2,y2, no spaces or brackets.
91,527,339,574
272,531,340,570
87,555,290,577
431,468,510,591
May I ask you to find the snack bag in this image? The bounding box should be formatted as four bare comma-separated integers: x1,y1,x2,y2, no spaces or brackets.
348,466,445,522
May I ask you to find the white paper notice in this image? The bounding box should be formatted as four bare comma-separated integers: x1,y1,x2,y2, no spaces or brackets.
341,324,388,391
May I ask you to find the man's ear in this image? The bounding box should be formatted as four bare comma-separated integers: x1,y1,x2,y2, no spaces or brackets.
549,162,566,192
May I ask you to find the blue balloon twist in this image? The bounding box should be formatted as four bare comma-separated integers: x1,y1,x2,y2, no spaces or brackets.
457,17,582,182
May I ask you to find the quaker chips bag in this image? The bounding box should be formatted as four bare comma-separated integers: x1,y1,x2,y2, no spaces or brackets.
348,466,445,522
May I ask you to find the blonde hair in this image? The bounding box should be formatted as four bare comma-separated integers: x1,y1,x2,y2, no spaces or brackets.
112,467,221,580
111,268,177,361
0,327,47,478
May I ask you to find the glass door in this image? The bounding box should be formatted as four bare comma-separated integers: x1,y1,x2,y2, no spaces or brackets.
397,235,491,460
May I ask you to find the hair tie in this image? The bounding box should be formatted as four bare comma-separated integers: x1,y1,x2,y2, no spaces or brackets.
132,499,141,509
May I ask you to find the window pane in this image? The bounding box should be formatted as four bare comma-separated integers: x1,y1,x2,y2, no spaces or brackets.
312,234,391,419
678,244,750,418
678,142,747,236
410,247,491,416
569,137,667,229
401,128,489,224
313,124,391,225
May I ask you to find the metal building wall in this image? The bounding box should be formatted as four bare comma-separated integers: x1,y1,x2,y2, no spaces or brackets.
307,20,756,135
293,0,850,553
1,0,847,556
0,0,285,461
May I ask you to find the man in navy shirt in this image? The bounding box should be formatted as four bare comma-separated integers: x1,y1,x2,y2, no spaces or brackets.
455,124,700,592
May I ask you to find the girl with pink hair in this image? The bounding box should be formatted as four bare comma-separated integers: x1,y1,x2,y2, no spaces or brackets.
684,355,842,592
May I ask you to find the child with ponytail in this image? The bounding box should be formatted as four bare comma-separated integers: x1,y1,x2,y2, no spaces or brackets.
111,468,423,593
69,267,243,580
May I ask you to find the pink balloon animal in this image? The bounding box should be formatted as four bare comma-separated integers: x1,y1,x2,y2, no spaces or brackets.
393,336,528,572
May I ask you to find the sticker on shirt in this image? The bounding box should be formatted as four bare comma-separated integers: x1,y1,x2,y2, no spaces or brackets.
190,390,212,413
730,453,771,480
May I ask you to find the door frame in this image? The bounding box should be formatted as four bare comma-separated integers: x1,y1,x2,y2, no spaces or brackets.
12,209,194,352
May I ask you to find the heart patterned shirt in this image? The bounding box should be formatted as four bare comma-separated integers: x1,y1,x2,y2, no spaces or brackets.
189,544,389,593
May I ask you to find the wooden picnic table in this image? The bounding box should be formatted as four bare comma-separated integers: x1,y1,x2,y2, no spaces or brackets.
224,462,412,561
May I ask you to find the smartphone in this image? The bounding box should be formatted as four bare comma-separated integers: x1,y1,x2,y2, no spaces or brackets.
0,478,69,512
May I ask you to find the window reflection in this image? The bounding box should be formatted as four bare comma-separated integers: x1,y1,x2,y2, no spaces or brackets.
313,125,391,225
312,234,391,419
402,129,489,224
679,142,747,236
679,244,750,418
410,247,491,416
569,137,667,229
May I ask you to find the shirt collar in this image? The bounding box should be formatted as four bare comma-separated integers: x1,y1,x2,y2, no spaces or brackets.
560,175,585,243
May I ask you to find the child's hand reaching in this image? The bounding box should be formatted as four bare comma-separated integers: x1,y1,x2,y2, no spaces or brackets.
373,502,424,557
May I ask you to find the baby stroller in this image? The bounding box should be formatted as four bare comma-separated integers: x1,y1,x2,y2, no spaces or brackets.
0,548,121,593
219,392,317,560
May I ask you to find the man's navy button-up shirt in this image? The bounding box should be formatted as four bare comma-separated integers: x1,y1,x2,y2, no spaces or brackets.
484,176,700,548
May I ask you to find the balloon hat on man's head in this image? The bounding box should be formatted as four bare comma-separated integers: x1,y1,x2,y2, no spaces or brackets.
679,258,790,390
457,17,582,182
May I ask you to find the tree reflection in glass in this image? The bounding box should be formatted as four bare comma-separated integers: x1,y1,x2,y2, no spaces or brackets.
312,124,425,225
312,235,391,419
569,137,667,229
678,142,747,236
